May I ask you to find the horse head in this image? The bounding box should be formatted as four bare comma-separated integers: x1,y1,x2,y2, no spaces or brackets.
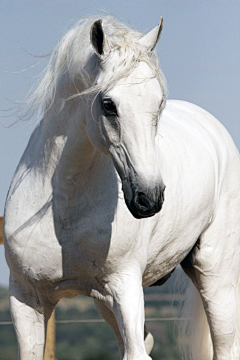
86,19,166,219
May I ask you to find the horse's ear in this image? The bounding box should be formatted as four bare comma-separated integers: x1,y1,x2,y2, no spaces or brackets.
139,17,163,53
91,19,105,57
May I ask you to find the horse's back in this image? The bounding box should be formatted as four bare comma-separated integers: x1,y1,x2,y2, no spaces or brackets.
162,100,237,145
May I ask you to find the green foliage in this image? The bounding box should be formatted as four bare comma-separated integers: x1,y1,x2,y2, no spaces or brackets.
83,352,115,360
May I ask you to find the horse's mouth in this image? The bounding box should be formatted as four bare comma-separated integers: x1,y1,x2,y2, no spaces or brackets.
127,206,157,219
123,181,165,219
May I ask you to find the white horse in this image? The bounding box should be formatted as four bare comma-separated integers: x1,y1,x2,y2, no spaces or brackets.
3,15,240,360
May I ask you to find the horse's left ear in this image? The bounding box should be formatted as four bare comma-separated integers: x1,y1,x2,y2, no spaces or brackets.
139,17,163,53
91,19,105,57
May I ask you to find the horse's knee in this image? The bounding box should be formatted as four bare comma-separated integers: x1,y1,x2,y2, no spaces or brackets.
95,271,151,360
9,279,55,360
10,295,46,360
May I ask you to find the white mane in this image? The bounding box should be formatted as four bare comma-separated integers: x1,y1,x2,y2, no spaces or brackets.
26,16,167,119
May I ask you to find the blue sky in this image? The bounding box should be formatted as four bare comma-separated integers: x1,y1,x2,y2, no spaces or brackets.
0,0,239,286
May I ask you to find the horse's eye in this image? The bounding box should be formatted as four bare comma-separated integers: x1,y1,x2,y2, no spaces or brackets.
102,98,118,116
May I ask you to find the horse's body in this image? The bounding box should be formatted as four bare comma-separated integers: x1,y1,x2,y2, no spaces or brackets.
3,16,240,360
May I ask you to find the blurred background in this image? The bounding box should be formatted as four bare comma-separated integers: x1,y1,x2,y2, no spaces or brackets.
0,0,239,359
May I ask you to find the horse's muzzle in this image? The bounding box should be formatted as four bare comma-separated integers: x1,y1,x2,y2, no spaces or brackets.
109,145,165,218
123,183,165,219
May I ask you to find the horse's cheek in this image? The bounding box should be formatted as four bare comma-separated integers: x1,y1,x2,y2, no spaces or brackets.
101,117,120,148
86,115,109,154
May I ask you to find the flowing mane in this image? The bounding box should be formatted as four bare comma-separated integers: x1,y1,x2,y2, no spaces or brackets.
26,16,167,119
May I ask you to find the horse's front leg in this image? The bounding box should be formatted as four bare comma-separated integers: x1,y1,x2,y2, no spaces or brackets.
9,275,55,360
94,299,154,359
94,299,125,358
98,266,151,360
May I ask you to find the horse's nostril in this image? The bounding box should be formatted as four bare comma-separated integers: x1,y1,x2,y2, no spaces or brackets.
160,189,165,202
137,192,150,209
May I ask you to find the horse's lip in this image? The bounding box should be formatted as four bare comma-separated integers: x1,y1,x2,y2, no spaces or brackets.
132,212,156,219
127,201,160,219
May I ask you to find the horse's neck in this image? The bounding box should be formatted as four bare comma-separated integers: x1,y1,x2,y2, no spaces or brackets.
42,105,115,217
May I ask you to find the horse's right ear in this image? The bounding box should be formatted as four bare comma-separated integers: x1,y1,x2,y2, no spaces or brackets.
139,17,163,53
91,19,105,57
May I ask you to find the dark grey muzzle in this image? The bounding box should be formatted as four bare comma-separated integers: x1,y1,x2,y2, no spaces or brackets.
122,180,165,219
109,144,165,219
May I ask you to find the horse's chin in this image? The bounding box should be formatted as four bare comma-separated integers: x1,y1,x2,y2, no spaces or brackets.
124,197,163,219
129,209,156,219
